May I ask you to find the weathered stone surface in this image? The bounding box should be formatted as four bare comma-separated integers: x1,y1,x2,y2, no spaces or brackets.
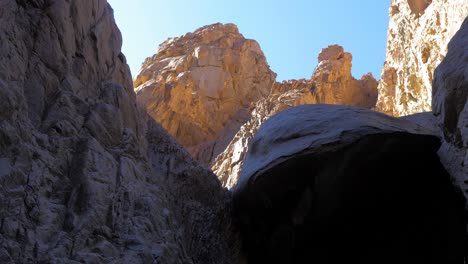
233,104,466,263
399,112,439,135
376,0,468,116
134,23,276,165
432,17,468,208
311,45,378,109
0,1,239,263
135,25,378,167
213,45,378,188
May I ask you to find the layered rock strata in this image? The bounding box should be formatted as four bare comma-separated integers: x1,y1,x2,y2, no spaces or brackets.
0,1,238,263
376,0,468,116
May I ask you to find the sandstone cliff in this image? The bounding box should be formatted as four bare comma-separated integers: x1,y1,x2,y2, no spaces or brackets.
134,23,276,165
0,1,238,263
213,45,378,188
376,0,468,116
135,25,378,167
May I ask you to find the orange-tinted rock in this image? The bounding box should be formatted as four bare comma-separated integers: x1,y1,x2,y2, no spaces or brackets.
134,23,276,165
311,45,378,108
213,45,378,188
135,24,379,167
376,0,468,116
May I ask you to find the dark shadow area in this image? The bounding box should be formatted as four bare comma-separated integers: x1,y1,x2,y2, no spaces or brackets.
234,132,466,264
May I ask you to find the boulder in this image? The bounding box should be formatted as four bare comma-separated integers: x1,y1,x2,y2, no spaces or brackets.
233,104,466,264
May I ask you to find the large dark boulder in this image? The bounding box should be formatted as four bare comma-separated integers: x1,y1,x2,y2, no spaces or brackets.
233,105,466,264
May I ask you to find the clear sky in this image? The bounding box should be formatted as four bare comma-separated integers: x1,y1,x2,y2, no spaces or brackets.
108,0,391,81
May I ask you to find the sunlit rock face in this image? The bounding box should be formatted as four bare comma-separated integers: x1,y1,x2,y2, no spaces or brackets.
432,17,468,209
213,45,378,188
233,105,466,264
376,0,468,116
0,1,239,263
311,45,378,109
134,23,276,165
135,24,378,167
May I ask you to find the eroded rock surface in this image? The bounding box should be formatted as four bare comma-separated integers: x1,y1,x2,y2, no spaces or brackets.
376,0,468,116
134,23,276,165
233,105,466,264
213,45,378,188
135,25,378,167
432,17,468,208
0,1,239,263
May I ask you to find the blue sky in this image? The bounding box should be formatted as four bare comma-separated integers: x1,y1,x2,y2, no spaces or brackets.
108,0,391,81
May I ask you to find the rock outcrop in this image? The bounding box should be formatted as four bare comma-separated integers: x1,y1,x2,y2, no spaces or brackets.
134,23,276,165
233,104,466,263
0,1,239,263
376,0,468,116
310,45,378,109
213,45,378,188
432,16,468,208
135,27,378,166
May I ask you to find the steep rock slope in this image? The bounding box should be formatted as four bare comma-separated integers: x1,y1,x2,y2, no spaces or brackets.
432,16,468,208
213,45,378,188
134,23,276,165
0,1,239,263
135,27,378,167
376,0,468,116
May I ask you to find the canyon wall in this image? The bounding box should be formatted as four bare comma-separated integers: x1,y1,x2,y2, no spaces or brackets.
376,0,468,116
135,25,378,167
0,1,238,263
432,16,468,206
134,23,276,165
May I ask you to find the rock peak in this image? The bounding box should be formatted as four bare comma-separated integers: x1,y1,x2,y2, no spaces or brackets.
134,22,275,165
193,22,240,35
317,44,346,62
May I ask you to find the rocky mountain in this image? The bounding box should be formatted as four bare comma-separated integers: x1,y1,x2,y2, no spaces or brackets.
213,45,378,188
376,0,468,116
134,23,276,166
134,26,378,166
0,1,239,263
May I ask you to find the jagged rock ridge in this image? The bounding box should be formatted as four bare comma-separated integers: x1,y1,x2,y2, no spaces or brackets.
376,0,468,116
213,45,378,188
134,23,276,165
0,1,239,263
135,26,378,167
